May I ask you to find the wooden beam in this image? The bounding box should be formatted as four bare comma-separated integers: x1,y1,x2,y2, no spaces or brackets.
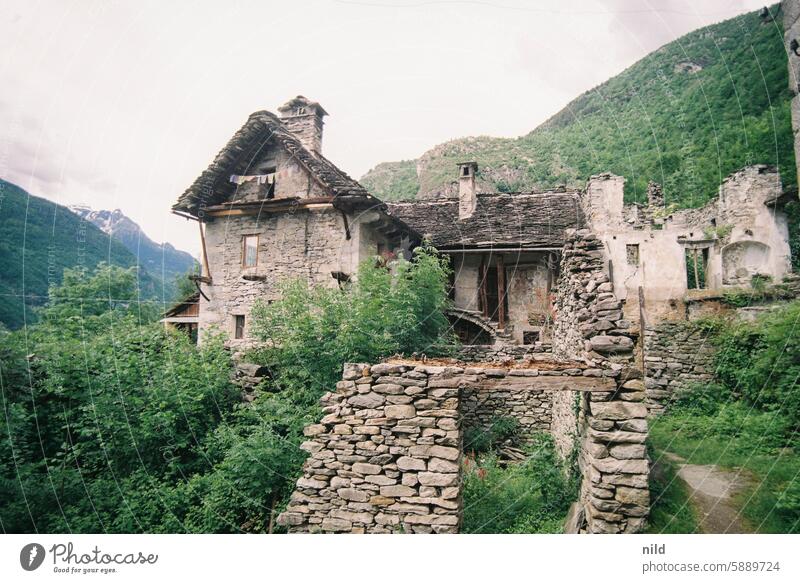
481,375,616,392
198,221,211,279
479,257,489,318
497,254,506,330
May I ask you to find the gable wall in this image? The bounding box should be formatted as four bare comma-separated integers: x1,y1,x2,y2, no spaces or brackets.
228,146,330,203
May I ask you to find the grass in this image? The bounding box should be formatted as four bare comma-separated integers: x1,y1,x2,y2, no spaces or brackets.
461,433,576,534
648,405,800,534
645,446,700,534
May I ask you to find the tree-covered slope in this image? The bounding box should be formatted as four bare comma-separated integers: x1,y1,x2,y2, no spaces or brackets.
361,6,795,206
69,206,197,299
0,179,162,329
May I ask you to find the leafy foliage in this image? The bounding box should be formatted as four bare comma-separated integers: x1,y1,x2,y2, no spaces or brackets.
362,6,795,210
249,244,455,393
461,433,575,533
464,416,521,455
713,301,800,430
1,246,456,533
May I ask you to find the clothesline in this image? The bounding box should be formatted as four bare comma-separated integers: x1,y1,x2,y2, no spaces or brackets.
229,173,275,186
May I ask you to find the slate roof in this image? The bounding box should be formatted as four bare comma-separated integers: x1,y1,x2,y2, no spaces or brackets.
173,111,370,216
387,192,585,250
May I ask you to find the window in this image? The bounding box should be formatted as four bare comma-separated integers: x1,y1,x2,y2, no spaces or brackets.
242,235,258,267
523,330,540,345
462,165,471,177
234,315,245,339
626,244,640,266
685,247,709,289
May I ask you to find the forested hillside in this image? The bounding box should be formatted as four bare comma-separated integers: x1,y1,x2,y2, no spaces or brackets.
362,5,795,207
0,179,162,329
69,206,197,299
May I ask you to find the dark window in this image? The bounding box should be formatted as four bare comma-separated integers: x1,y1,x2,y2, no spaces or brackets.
626,244,640,266
462,166,471,177
523,330,540,345
234,315,245,339
242,235,258,267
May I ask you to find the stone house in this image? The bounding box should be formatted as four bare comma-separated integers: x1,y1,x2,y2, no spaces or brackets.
387,165,585,346
172,96,417,343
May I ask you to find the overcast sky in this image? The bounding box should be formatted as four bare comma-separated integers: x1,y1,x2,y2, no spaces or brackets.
0,0,767,255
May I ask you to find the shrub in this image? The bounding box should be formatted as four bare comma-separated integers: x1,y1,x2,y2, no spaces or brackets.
714,300,800,431
671,382,732,415
462,433,575,533
249,244,454,393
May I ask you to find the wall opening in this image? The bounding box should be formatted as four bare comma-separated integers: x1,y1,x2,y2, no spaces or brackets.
626,244,640,266
721,240,770,286
685,247,709,289
234,314,245,339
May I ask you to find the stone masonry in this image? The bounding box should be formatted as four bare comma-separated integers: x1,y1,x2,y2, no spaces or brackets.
277,362,463,533
643,322,716,414
278,359,649,534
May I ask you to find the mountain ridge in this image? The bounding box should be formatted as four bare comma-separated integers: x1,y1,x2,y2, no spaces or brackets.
0,179,186,329
361,5,795,207
68,205,197,287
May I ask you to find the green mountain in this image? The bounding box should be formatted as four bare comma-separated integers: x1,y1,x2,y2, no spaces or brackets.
0,179,163,329
361,5,796,207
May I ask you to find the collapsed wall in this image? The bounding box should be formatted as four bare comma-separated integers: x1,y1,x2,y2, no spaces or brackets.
277,360,649,534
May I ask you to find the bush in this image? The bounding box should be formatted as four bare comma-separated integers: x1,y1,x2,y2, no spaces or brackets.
671,382,732,415
249,244,454,393
714,301,800,431
462,433,575,533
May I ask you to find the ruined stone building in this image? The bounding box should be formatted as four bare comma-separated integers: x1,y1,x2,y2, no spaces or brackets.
172,95,793,355
171,96,796,533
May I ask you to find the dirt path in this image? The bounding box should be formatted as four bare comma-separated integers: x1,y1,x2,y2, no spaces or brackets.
664,452,756,533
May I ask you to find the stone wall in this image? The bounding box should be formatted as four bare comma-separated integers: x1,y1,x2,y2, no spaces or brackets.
573,373,650,534
454,342,550,362
462,369,553,439
552,228,637,363
278,362,464,533
643,322,716,414
551,388,579,460
524,227,649,533
278,359,649,534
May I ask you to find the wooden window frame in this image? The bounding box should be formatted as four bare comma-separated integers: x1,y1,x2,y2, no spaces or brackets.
242,234,259,268
234,314,245,339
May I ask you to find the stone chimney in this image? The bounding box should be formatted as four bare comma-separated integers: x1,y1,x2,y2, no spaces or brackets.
278,96,328,155
458,162,478,220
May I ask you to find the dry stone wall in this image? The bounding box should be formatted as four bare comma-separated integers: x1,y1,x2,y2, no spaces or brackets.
643,323,716,414
277,362,464,533
455,342,550,362
546,226,649,533
278,359,650,534
552,229,637,364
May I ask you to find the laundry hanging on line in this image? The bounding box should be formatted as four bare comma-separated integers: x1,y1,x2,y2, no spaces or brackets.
229,173,275,186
